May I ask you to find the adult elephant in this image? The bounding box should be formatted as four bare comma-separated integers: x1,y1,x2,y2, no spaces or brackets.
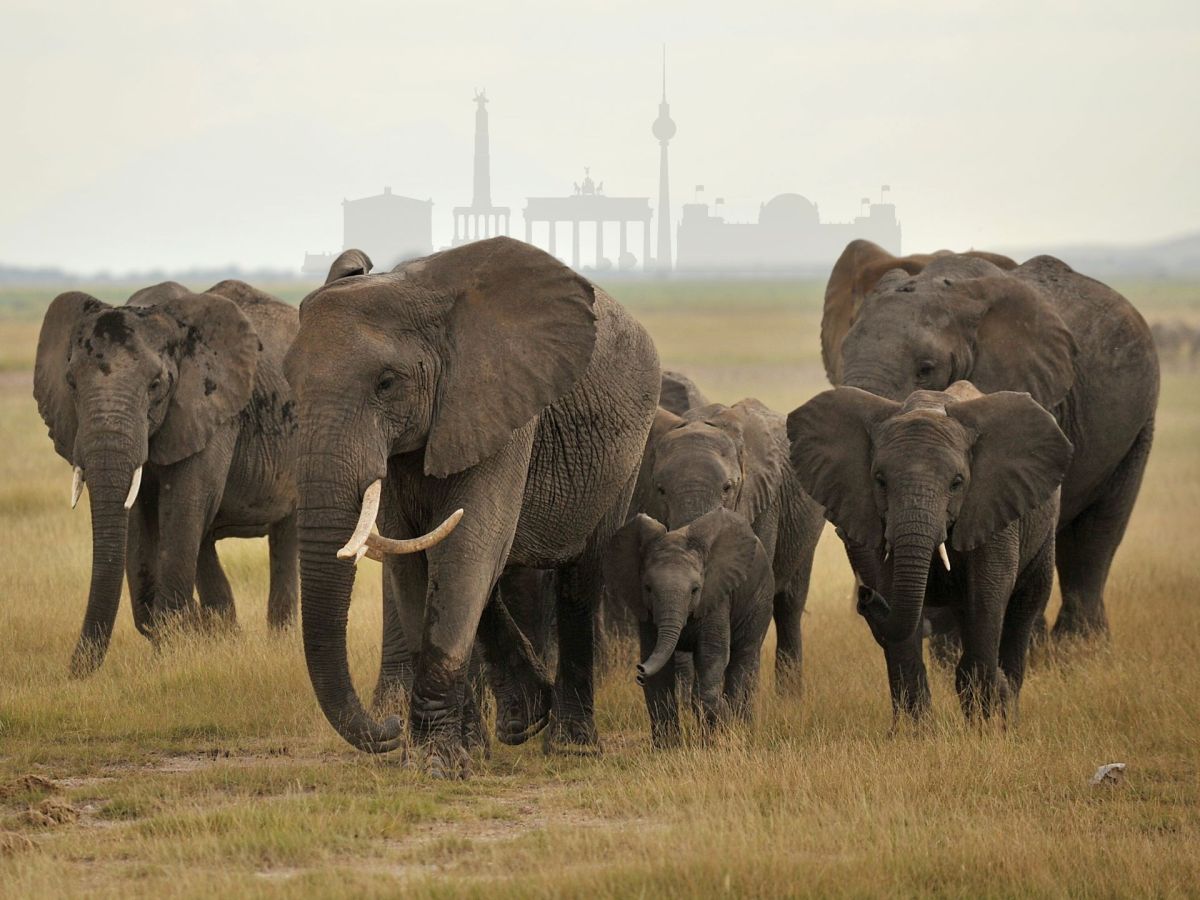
283,237,659,775
821,239,1159,638
34,280,299,675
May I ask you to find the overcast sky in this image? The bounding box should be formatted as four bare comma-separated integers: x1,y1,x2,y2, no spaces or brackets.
2,0,1198,273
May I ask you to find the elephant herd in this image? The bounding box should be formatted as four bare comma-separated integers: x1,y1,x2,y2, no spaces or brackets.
33,236,1159,777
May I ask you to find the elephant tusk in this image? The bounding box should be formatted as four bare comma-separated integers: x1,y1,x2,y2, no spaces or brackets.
123,466,142,510
337,479,382,560
71,466,85,509
365,509,464,557
938,542,951,572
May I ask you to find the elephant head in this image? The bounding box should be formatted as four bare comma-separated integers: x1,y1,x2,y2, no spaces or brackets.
33,284,259,674
603,508,761,683
787,383,1071,643
821,241,1075,403
649,399,787,531
282,236,598,752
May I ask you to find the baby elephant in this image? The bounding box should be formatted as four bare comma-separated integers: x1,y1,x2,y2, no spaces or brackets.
604,508,774,746
787,382,1072,724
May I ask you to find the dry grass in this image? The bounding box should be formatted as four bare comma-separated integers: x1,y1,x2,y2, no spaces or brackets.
0,280,1198,898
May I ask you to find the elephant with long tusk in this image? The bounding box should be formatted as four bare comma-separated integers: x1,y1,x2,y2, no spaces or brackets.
284,237,660,776
35,279,301,676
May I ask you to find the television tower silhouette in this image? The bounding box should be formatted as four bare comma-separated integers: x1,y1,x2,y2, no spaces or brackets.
651,46,676,272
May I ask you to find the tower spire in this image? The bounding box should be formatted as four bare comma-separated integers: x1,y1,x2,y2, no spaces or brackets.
651,46,676,272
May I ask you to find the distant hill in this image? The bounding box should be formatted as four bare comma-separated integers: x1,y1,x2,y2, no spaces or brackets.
1000,232,1200,278
0,263,308,287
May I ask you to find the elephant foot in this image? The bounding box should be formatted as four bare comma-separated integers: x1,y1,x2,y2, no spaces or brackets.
1051,609,1109,642
773,660,803,695
414,735,472,780
494,681,553,746
544,714,602,756
462,707,492,760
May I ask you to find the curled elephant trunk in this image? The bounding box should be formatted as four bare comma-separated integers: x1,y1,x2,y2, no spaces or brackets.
637,610,687,685
299,475,404,753
69,455,138,677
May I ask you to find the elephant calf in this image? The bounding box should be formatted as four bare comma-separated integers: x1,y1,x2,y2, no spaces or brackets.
34,280,299,675
604,509,774,746
632,398,824,686
787,382,1072,724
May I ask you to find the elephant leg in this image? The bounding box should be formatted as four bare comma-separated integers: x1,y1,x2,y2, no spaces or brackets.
1054,419,1154,640
882,627,930,723
195,536,237,629
478,570,554,747
546,556,603,754
693,619,731,733
772,578,807,692
461,645,491,759
372,558,414,718
955,578,1012,723
725,604,771,724
998,540,1056,726
673,651,696,711
639,622,680,748
154,435,234,630
125,486,159,640
266,510,298,630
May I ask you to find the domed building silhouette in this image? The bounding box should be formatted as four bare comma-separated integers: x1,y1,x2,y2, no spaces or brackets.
676,188,902,272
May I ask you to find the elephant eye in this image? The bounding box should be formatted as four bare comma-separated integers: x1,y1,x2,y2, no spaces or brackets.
916,360,936,379
722,481,734,494
874,472,887,491
656,485,666,496
950,474,964,490
149,376,162,393
376,371,399,394
690,584,700,596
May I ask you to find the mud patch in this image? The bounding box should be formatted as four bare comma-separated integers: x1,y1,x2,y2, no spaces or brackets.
23,797,80,827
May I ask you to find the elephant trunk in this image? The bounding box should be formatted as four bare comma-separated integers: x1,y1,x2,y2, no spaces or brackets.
637,606,688,685
665,488,719,531
297,455,402,753
866,505,942,644
70,448,137,677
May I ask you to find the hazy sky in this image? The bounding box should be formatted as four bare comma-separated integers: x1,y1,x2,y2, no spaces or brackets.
2,0,1198,272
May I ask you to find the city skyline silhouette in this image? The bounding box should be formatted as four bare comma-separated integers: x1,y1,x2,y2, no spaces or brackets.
2,2,1198,273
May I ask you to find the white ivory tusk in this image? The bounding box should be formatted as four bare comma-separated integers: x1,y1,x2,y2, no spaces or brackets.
365,508,464,557
71,466,84,509
938,542,951,572
337,480,382,560
123,466,142,510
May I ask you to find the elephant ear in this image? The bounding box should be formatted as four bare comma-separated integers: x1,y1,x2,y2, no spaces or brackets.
148,292,260,465
421,237,598,478
659,370,709,415
729,399,789,524
786,387,900,550
967,278,1077,410
326,249,373,284
34,291,106,462
631,407,685,521
822,240,930,384
946,391,1072,551
687,508,761,611
603,514,667,621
